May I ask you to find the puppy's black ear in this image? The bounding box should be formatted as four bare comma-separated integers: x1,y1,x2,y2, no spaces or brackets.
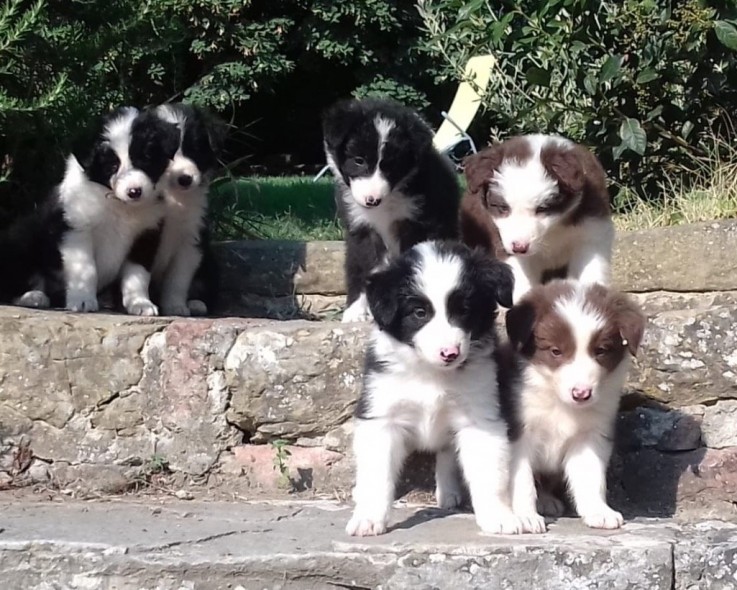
506,300,536,352
322,99,362,149
365,265,401,330
473,251,514,309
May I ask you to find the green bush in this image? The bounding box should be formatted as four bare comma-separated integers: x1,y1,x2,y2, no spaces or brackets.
419,0,737,203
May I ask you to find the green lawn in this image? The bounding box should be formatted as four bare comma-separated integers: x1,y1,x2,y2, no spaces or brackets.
209,175,341,241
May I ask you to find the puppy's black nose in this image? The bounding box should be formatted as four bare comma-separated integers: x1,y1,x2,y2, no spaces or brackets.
365,196,382,207
127,187,142,200
178,174,193,188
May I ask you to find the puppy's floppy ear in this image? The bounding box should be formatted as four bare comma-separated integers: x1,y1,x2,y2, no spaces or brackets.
462,144,503,197
472,251,514,309
365,265,402,330
322,99,363,149
505,300,536,352
541,144,584,194
611,292,646,356
196,106,228,156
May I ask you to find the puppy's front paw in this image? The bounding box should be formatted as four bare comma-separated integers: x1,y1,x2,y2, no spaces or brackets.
346,514,387,537
126,298,159,317
342,296,373,323
537,490,566,517
161,300,191,317
436,487,463,510
517,511,547,534
14,290,50,309
476,510,526,535
67,292,99,313
187,299,208,316
581,506,623,529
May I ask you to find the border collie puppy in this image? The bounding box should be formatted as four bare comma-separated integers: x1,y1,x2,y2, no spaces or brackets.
137,103,225,316
2,107,179,313
322,98,460,323
460,135,613,303
500,279,645,531
346,241,530,537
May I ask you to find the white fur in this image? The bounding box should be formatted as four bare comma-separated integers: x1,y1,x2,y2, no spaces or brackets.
342,292,373,323
347,246,526,537
509,283,630,530
120,261,158,316
151,105,211,316
58,153,165,313
489,135,613,302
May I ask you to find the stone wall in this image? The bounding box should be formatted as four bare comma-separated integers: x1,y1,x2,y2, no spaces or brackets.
0,221,736,521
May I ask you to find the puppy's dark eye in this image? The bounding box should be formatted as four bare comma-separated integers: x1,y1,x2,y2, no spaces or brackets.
594,346,609,357
550,347,562,357
352,156,366,166
494,204,511,215
536,204,552,214
413,306,427,319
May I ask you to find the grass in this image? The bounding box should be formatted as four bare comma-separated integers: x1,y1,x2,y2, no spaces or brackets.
209,175,341,241
210,145,737,241
613,138,737,231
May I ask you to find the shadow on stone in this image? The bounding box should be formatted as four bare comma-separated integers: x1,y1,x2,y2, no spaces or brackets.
388,507,453,532
610,402,705,518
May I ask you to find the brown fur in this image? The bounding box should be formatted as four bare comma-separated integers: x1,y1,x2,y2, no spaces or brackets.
505,280,645,373
459,136,610,257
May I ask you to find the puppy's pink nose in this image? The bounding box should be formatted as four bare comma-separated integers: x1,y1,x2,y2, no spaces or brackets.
365,196,382,207
511,241,530,254
571,386,593,402
440,346,460,363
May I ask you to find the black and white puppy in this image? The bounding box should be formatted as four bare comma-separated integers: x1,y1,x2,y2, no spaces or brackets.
132,102,224,316
2,107,179,313
347,241,529,536
322,98,460,323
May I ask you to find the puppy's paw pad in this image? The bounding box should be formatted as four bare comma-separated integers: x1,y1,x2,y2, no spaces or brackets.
582,508,623,530
346,516,387,537
127,299,159,317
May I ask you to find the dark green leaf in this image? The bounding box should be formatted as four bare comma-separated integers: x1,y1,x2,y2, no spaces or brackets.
636,69,658,84
583,75,597,96
619,118,647,155
599,55,622,84
714,20,737,51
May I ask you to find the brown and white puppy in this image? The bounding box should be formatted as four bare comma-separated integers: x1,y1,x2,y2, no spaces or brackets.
460,134,613,303
499,279,645,532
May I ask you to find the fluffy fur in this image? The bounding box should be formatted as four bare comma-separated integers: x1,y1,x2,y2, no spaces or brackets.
0,107,179,313
322,98,460,323
347,241,536,537
499,280,645,531
460,134,613,303
124,103,224,317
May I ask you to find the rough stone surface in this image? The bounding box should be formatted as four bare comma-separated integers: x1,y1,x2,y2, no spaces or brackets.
2,500,736,589
702,400,737,449
210,222,737,313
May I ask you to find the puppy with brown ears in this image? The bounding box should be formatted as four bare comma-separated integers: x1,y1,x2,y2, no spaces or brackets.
499,279,645,532
460,135,613,303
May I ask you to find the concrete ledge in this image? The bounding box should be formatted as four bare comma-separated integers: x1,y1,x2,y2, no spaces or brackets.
0,500,735,589
0,295,736,517
213,221,737,317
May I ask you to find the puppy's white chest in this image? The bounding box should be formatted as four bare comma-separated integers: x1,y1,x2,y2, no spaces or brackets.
345,190,417,256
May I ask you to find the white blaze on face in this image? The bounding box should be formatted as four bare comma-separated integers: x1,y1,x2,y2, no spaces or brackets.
411,243,470,368
105,109,157,203
552,290,606,406
349,116,395,208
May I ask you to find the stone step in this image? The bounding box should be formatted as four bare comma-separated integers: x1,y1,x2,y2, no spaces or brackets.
1,292,736,519
215,220,737,318
0,499,735,589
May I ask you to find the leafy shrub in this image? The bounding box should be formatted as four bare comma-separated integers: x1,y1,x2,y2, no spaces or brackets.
419,0,737,204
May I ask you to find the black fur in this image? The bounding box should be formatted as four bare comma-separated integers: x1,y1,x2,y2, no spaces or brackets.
322,98,461,307
365,241,513,347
